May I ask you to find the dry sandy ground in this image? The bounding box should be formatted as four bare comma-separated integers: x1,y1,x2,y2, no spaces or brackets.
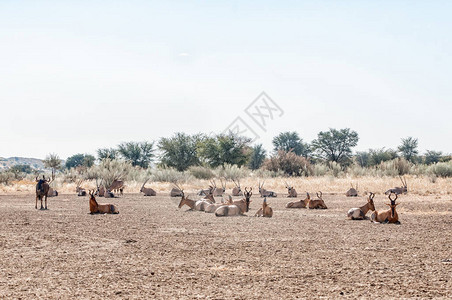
0,192,451,299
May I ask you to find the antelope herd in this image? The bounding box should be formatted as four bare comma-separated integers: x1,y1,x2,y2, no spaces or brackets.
31,174,406,224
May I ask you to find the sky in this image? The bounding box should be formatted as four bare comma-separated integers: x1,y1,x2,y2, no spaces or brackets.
1,0,451,160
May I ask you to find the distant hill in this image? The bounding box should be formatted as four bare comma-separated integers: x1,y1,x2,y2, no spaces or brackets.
0,157,46,170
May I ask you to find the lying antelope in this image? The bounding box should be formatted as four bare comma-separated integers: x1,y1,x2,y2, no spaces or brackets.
215,187,252,217
89,190,119,214
258,180,277,198
35,175,51,210
177,192,209,211
371,193,400,224
211,179,226,197
170,184,184,197
198,186,213,197
347,192,376,220
308,191,327,209
47,187,58,197
140,178,156,196
385,176,407,195
286,192,310,208
285,181,297,198
76,179,86,196
231,179,243,196
255,198,273,217
95,179,105,197
346,183,359,197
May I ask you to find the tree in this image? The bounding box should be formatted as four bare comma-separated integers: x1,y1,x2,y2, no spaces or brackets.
355,151,370,167
97,148,119,160
198,133,252,168
369,148,398,166
43,153,62,180
9,164,33,174
118,141,154,168
311,128,359,164
249,144,266,170
424,150,442,165
398,137,418,163
66,154,96,169
272,131,310,157
158,133,203,171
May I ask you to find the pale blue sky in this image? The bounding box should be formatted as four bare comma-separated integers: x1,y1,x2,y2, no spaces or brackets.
1,1,451,159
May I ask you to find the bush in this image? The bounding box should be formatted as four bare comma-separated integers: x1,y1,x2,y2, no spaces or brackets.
263,150,311,176
427,162,452,178
188,166,215,180
215,164,249,180
151,168,192,183
0,171,16,185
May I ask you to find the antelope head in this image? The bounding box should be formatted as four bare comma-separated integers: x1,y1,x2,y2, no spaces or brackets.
232,179,241,193
244,187,253,212
368,192,376,211
316,191,323,200
399,176,408,194
387,193,399,218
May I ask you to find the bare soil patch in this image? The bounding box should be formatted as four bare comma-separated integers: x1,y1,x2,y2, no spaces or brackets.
0,193,451,299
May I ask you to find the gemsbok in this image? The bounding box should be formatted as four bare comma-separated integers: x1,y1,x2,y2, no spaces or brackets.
47,187,58,197
286,192,310,208
385,176,408,195
231,179,243,196
76,179,86,196
140,178,156,196
89,190,119,214
371,193,400,224
285,181,297,198
347,192,376,220
170,183,184,197
214,187,252,217
346,183,359,197
255,198,273,217
211,179,226,197
258,181,277,198
308,191,327,209
95,179,105,197
35,175,50,210
109,180,124,196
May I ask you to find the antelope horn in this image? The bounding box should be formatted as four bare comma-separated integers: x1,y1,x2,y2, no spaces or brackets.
389,192,398,202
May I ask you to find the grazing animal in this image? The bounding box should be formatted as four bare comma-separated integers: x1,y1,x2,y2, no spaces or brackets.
308,191,327,209
255,198,273,217
35,175,51,210
258,180,277,198
346,183,359,197
215,187,252,217
76,179,86,196
347,192,376,220
371,193,400,224
286,192,310,208
140,178,156,196
285,181,297,198
89,190,119,214
109,180,124,196
231,179,243,196
385,176,408,195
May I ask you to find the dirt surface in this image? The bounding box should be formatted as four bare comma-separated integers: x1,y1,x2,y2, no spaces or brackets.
0,192,451,299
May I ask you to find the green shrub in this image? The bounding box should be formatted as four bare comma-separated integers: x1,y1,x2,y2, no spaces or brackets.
427,162,452,178
188,166,215,180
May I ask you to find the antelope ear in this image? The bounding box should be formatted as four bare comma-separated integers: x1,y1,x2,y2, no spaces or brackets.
385,203,391,206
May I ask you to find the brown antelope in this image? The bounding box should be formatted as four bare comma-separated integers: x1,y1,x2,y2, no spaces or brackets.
347,192,376,220
255,198,273,217
371,193,400,224
211,179,226,197
308,191,327,209
231,179,243,196
140,178,156,196
89,190,119,214
286,192,310,208
214,187,252,217
346,183,359,197
177,192,206,211
109,180,124,196
204,196,227,213
285,181,297,198
258,180,277,197
35,175,51,209
76,179,86,196
170,183,184,197
385,176,408,195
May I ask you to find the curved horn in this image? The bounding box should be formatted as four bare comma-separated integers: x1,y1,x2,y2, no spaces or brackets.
369,192,375,200
389,192,398,202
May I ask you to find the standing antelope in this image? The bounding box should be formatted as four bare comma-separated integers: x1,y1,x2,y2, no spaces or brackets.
231,179,243,196
385,176,407,195
308,191,327,209
286,192,310,208
89,190,119,214
285,181,297,198
109,180,124,196
347,192,376,220
346,183,359,197
258,181,277,197
371,193,400,224
140,178,156,196
214,187,252,217
255,198,273,217
35,175,50,210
